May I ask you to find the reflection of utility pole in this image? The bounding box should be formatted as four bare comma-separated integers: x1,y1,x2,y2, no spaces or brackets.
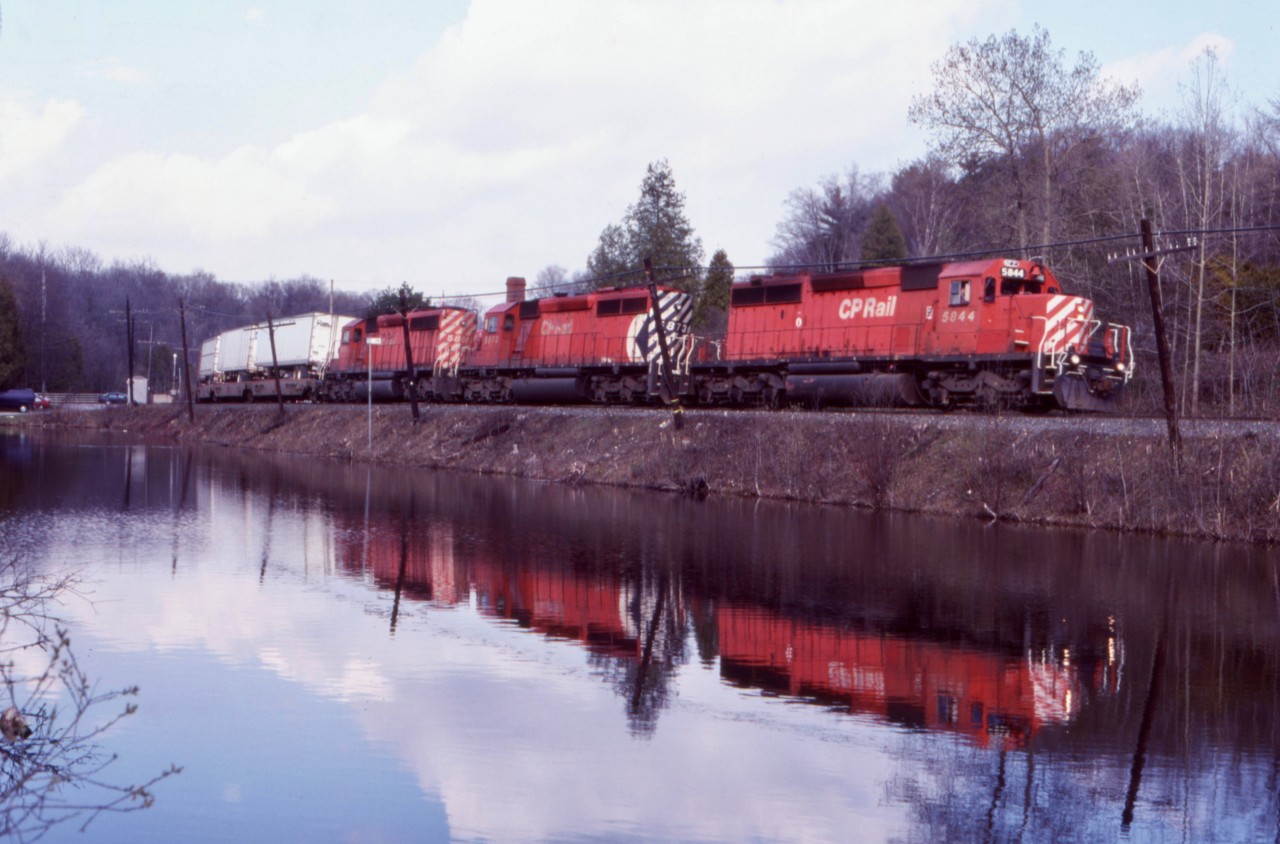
1122,577,1173,832
630,571,669,719
390,493,417,635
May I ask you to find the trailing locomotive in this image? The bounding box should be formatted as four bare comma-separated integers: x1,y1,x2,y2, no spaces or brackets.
319,276,697,404
204,256,1132,413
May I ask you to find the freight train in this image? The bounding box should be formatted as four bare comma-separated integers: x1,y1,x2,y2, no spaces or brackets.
198,257,1134,412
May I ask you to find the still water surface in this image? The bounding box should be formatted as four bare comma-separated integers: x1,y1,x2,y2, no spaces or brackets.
2,429,1279,842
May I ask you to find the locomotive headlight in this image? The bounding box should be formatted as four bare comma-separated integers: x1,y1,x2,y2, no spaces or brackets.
1069,353,1081,365
1116,361,1126,372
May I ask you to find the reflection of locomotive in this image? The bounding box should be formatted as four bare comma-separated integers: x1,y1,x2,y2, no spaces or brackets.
203,256,1134,411
333,512,1102,747
716,607,1082,749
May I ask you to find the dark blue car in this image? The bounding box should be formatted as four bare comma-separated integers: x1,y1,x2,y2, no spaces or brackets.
0,388,37,413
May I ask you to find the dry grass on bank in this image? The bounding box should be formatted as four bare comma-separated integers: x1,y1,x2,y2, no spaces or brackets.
37,404,1280,544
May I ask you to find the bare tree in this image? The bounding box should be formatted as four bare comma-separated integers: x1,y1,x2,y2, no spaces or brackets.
769,166,881,271
1176,48,1236,415
0,553,179,838
909,26,1139,250
888,156,962,258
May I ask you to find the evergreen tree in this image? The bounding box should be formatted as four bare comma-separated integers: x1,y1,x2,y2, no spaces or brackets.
585,223,631,284
364,282,429,320
586,160,704,291
693,249,734,330
0,276,26,390
860,204,908,265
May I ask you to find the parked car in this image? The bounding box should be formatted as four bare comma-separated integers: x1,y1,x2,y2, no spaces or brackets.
0,388,37,413
99,392,128,405
34,393,52,410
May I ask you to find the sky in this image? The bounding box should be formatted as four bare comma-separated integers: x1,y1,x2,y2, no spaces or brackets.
1,1,1277,303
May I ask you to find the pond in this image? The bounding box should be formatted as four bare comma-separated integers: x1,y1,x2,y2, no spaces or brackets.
1,429,1278,842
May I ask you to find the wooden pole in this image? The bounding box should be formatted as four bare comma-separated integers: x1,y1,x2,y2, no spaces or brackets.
643,258,683,429
1140,219,1181,455
178,298,196,422
399,289,421,422
125,298,136,405
266,312,285,412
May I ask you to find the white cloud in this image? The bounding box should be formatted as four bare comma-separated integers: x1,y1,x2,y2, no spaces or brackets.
0,97,84,186
1103,32,1235,114
55,146,340,242
41,0,994,291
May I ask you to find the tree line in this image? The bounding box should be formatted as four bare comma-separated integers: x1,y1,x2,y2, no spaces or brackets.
2,26,1278,415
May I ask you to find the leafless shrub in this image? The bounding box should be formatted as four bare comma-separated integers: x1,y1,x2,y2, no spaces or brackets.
0,554,179,839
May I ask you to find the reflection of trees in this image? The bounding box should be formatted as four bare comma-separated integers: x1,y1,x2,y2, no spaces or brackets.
590,569,688,738
0,553,178,840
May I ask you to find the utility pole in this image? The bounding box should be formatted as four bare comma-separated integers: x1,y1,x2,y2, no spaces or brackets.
125,298,136,405
1108,220,1192,459
643,257,683,429
178,298,196,423
40,264,46,394
398,288,421,422
266,312,285,412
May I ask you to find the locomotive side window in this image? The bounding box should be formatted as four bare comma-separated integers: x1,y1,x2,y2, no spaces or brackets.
353,327,363,343
620,298,648,315
597,300,622,317
409,315,440,331
485,316,498,334
983,278,996,303
503,314,515,331
949,280,970,307
342,328,351,344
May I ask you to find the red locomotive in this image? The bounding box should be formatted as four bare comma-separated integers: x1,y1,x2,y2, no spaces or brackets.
283,256,1132,412
322,276,698,405
323,305,476,402
685,257,1132,411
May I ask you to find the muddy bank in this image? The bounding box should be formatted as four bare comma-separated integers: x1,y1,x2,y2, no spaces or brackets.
31,404,1280,544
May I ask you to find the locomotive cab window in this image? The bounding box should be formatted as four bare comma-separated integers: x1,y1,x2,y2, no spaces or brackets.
342,328,351,344
503,314,515,331
983,278,996,303
949,280,970,307
353,327,363,343
484,316,498,334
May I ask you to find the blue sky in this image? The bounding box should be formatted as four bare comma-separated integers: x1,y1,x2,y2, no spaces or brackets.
1,1,1276,300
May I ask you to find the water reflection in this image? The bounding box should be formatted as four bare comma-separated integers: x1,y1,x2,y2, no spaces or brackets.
4,430,1280,842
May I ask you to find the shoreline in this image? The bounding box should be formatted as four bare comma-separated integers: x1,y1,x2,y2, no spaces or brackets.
23,403,1280,545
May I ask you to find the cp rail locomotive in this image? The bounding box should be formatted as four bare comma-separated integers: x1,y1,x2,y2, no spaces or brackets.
198,257,1133,412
